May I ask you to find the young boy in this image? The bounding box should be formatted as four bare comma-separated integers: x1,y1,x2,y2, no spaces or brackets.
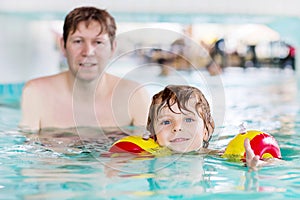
145,85,265,170
146,85,215,153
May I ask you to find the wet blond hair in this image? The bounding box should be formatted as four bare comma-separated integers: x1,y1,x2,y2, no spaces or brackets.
146,85,215,148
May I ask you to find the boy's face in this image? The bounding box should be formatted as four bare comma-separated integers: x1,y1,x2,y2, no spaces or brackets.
154,100,206,152
63,20,116,82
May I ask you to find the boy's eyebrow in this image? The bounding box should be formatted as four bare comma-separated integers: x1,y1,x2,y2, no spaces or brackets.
156,111,196,119
156,114,172,120
180,110,196,115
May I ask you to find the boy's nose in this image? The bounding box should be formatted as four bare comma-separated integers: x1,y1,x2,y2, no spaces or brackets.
172,123,182,133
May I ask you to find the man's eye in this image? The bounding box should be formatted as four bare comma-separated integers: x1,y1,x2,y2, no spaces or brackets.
73,40,82,44
162,120,171,125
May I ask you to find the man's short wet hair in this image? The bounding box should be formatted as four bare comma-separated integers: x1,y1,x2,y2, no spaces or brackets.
63,6,116,48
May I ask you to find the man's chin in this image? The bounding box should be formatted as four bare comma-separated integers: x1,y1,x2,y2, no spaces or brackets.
75,74,99,83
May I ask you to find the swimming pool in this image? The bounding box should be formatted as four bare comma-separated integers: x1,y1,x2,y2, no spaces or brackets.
1,67,300,199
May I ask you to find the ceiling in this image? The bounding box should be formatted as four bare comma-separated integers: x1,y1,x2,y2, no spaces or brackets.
1,0,300,17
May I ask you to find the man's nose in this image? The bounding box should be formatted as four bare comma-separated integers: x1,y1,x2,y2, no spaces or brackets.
82,43,96,56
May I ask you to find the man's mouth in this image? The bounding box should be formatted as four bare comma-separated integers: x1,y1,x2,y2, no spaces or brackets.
79,63,97,68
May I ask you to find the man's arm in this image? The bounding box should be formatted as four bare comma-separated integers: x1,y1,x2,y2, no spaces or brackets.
19,81,41,131
129,86,150,127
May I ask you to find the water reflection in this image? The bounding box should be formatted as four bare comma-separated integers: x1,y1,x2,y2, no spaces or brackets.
21,126,145,155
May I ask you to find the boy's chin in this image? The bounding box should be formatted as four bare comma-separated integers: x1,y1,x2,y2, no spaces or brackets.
168,146,197,153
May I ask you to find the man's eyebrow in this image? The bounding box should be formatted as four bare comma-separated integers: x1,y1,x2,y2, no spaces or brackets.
69,35,83,38
95,35,109,39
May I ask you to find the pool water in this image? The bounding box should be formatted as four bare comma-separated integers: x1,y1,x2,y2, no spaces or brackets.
1,67,300,199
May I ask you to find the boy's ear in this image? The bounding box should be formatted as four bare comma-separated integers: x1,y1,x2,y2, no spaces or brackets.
203,126,214,144
203,128,209,142
204,120,215,141
150,134,157,141
203,128,212,148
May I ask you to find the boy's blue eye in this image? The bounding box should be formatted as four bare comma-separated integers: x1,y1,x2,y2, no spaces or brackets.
162,120,171,125
185,118,194,123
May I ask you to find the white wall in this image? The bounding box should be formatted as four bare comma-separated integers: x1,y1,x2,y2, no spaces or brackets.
1,0,300,17
0,17,61,83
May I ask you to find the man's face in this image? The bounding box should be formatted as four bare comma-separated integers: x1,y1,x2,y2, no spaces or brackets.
63,20,115,82
154,101,206,153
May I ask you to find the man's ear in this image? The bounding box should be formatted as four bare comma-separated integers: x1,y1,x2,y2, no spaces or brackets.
110,40,117,55
60,37,67,57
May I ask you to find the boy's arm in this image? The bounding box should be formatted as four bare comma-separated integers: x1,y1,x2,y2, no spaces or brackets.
244,138,280,171
244,138,263,170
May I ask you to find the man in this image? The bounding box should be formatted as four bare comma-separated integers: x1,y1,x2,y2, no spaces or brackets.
20,7,150,131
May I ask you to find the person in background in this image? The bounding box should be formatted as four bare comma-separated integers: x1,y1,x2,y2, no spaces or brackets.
20,6,150,131
200,40,223,76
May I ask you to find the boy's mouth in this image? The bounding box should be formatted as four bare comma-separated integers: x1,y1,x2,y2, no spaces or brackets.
170,138,189,143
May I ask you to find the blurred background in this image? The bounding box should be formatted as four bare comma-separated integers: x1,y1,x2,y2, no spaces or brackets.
0,0,300,83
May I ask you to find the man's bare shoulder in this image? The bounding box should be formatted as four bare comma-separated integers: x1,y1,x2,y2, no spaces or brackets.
105,74,150,126
108,74,150,101
24,72,67,92
108,74,142,90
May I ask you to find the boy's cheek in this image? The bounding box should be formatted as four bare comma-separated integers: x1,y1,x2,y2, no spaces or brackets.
156,134,169,147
